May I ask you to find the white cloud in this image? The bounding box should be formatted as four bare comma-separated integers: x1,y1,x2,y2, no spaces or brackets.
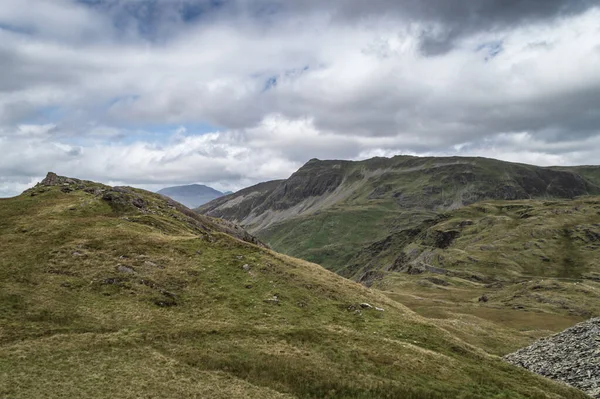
0,1,599,196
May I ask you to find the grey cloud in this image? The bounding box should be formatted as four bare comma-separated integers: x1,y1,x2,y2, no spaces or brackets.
0,0,599,197
277,0,599,54
72,0,600,52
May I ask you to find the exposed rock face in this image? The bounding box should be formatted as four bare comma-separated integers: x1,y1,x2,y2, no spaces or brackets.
41,172,65,186
504,318,600,398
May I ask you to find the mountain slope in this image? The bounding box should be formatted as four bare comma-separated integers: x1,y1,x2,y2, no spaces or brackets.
345,196,600,283
343,196,600,358
199,156,600,272
1,173,585,398
158,183,225,208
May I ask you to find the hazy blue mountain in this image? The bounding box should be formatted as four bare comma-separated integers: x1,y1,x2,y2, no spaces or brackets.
158,184,225,208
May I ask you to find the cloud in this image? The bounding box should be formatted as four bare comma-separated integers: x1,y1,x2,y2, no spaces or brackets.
0,0,599,196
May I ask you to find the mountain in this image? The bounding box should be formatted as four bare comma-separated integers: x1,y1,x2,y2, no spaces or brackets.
2,172,585,398
196,157,600,394
158,184,225,208
198,155,600,272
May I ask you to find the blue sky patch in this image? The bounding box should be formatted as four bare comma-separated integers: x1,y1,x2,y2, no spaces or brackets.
477,41,504,61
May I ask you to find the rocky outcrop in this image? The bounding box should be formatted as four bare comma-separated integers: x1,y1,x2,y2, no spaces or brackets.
504,318,600,398
27,173,266,248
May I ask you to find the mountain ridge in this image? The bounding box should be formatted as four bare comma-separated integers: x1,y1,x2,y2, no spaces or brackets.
198,155,600,272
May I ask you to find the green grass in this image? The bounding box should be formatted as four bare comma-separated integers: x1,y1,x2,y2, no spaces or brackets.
259,205,398,270
0,178,588,398
343,197,600,356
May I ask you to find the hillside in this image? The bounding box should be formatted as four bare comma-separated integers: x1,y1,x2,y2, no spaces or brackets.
1,173,586,398
158,184,225,208
343,196,600,360
198,156,600,272
344,197,600,283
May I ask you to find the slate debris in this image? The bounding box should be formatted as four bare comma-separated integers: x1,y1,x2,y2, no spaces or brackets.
504,317,600,398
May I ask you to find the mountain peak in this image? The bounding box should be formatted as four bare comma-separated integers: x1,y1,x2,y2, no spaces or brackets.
40,172,78,187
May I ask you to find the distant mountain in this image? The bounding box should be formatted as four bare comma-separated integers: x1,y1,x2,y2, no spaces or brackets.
158,184,225,208
198,155,600,272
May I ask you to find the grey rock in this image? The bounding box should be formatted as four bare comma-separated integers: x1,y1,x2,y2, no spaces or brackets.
144,261,161,269
360,303,373,309
264,295,280,305
242,264,251,272
505,317,600,398
116,265,135,274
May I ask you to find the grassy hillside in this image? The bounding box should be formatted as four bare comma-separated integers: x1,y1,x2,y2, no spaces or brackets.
1,173,586,398
341,197,600,355
554,165,600,187
345,196,600,282
199,156,600,272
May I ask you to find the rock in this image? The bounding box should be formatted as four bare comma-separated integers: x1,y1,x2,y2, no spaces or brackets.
360,303,373,309
144,261,161,269
131,197,145,209
358,270,384,287
375,307,385,312
425,277,450,286
504,317,600,398
242,264,251,272
40,172,78,187
40,172,61,186
264,295,280,305
478,295,489,303
428,230,460,249
102,189,146,211
154,299,177,307
116,265,135,274
405,264,449,275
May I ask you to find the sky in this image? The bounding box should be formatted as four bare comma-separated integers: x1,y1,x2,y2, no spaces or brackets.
1,0,600,196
